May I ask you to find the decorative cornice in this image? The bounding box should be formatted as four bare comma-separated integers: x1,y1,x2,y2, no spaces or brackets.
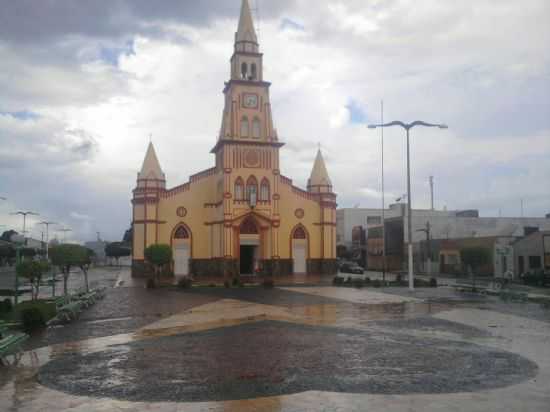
210,139,284,154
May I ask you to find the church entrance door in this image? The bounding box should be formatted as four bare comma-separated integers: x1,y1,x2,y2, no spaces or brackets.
174,244,190,276
240,245,258,275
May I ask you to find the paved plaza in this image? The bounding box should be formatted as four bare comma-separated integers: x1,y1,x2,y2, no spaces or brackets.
1,269,549,411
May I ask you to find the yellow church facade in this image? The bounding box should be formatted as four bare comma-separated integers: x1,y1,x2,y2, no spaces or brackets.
131,0,337,278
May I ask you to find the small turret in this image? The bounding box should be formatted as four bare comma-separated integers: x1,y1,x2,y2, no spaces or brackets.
307,149,333,193
137,142,166,189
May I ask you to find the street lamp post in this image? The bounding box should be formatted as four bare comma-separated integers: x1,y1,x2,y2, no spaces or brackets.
58,228,72,243
38,221,57,259
368,121,448,291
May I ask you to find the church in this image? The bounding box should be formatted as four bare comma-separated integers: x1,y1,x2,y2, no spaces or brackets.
131,0,337,278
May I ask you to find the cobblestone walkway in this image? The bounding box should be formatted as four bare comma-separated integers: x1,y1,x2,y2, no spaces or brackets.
1,273,549,411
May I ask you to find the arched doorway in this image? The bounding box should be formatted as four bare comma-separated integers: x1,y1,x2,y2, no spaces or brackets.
239,216,260,275
292,225,308,274
172,225,191,277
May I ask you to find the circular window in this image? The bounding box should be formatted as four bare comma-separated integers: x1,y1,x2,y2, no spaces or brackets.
295,209,305,219
176,207,187,218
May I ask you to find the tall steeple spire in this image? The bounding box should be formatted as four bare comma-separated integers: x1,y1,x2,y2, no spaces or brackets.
138,142,165,181
235,0,258,52
308,149,333,193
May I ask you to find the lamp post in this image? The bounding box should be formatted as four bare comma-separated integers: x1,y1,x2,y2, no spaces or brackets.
11,211,39,304
58,227,72,244
38,221,57,259
368,121,448,291
11,211,39,240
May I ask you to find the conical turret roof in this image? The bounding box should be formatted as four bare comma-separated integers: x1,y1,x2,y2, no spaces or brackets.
235,0,258,45
308,149,332,188
138,142,165,180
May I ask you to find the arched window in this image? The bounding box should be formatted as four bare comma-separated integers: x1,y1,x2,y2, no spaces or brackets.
234,177,244,201
240,217,258,234
293,226,307,240
240,116,249,138
241,62,248,79
174,226,190,239
260,178,270,201
251,63,257,80
246,176,258,201
252,117,261,139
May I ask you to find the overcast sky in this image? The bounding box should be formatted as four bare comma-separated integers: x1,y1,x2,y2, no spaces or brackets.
0,0,549,243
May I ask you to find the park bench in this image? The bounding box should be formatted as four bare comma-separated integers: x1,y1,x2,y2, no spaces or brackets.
57,301,83,322
0,321,29,365
453,280,489,293
499,289,529,302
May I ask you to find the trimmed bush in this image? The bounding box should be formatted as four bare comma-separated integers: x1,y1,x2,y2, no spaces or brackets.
429,277,438,288
364,277,371,285
372,279,382,288
263,278,275,289
177,277,192,289
352,279,364,289
22,307,46,332
333,276,344,286
0,298,13,313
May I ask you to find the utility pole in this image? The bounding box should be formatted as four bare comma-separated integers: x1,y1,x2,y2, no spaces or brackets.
380,100,386,282
429,176,434,211
417,221,432,276
39,221,57,260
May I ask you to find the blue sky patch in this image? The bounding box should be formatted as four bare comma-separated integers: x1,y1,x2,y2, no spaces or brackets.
346,100,368,125
0,110,40,120
100,40,135,66
280,18,305,31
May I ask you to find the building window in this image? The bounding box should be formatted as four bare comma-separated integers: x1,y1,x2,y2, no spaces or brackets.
367,216,382,225
529,255,542,269
260,178,270,201
251,63,257,80
174,226,189,239
252,117,261,139
241,62,248,79
240,116,249,138
246,176,258,201
234,177,244,200
293,226,307,239
240,217,258,234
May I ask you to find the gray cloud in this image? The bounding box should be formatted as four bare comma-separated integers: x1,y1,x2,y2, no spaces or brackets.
0,0,294,44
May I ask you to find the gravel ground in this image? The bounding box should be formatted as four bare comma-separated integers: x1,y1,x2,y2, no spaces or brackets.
38,320,538,402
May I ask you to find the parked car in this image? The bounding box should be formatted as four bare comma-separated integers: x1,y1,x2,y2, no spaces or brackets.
340,262,364,275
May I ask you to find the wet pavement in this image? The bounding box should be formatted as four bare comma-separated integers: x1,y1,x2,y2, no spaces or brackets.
1,268,549,411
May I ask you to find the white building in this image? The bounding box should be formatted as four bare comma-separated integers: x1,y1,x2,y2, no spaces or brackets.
338,204,550,246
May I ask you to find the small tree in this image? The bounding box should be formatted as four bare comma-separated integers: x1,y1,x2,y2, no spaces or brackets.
105,242,131,267
0,243,16,266
144,244,172,285
80,248,95,292
16,260,51,300
50,244,91,296
460,247,491,290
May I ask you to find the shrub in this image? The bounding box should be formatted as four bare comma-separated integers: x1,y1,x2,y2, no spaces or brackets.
21,307,46,332
345,277,352,285
364,277,371,284
372,279,382,288
263,278,274,289
429,277,438,288
352,278,364,289
333,276,344,286
177,277,192,289
0,298,13,313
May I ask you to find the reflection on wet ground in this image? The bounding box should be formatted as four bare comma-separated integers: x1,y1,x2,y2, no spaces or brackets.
1,281,550,411
38,320,538,402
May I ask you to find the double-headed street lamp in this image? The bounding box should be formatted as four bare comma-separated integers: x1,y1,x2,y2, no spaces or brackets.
38,221,57,259
368,121,448,291
11,211,40,239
